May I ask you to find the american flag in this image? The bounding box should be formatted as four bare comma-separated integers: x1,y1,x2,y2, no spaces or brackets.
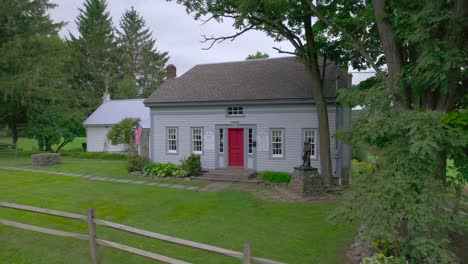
134,123,143,145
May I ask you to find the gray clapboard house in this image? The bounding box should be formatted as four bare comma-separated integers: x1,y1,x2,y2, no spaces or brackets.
144,57,352,183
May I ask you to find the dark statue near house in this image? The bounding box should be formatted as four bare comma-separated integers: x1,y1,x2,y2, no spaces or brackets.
302,139,312,168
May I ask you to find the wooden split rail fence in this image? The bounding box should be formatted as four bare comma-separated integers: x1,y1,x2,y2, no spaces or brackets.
0,201,285,264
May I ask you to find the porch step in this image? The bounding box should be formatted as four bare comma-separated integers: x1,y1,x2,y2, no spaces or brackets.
193,169,257,182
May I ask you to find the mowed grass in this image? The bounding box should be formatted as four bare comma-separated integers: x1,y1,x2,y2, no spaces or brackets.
0,155,355,263
0,153,206,187
0,136,86,152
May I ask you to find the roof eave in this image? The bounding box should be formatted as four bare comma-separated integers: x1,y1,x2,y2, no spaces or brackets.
144,97,338,107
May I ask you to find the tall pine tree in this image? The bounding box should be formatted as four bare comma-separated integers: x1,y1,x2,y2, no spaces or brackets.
0,0,63,144
69,0,118,107
116,7,169,98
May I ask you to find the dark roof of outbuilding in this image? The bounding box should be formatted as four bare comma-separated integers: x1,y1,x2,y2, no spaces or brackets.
145,56,350,105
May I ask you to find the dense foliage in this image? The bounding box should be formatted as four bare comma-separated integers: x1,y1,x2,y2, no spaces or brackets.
106,118,140,154
144,162,180,177
69,0,118,109
260,171,292,183
245,51,269,60
180,154,202,176
127,155,150,172
0,0,64,144
335,86,467,263
143,155,202,177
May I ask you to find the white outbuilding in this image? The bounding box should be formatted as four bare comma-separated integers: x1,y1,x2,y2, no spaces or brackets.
83,94,150,155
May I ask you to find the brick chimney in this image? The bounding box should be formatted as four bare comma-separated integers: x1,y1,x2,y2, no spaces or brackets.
102,78,111,103
166,64,177,80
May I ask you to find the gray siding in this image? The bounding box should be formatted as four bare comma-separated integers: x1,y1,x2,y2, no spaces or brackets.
150,103,339,174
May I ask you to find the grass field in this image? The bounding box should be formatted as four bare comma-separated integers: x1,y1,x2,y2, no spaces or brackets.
0,136,86,152
0,153,355,263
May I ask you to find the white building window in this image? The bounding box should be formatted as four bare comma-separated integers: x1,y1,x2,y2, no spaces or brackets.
304,129,317,159
219,129,224,153
248,128,253,154
271,129,284,158
192,128,203,154
167,128,177,153
227,106,244,116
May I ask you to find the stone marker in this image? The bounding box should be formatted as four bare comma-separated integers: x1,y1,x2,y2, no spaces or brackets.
289,166,323,197
31,153,61,166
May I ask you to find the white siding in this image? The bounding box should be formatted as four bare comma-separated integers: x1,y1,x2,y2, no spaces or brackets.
150,104,338,173
86,126,126,153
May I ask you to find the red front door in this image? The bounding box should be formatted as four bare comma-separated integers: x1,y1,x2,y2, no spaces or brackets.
228,128,244,167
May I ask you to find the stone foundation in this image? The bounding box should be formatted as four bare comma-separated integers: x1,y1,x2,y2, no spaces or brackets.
31,153,61,166
289,167,323,196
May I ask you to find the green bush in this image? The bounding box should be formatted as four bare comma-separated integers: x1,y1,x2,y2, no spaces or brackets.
143,162,179,177
181,154,202,176
71,152,127,160
173,169,189,178
260,171,292,183
127,155,150,172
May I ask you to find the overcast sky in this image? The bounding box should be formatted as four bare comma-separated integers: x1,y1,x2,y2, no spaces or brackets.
49,0,373,84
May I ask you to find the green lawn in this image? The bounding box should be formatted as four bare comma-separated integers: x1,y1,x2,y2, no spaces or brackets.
0,154,355,263
0,136,86,152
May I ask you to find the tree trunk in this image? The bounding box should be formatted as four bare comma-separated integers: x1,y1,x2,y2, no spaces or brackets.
301,13,334,188
373,0,410,109
9,121,18,145
315,94,333,187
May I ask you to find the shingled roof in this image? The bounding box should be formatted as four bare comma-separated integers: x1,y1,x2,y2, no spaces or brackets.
145,57,349,105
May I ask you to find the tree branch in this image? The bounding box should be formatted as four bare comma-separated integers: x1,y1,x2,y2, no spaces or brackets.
307,1,386,80
200,25,255,50
272,47,296,55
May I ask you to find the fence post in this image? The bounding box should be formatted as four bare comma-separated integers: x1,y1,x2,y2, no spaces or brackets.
243,242,251,264
87,208,99,264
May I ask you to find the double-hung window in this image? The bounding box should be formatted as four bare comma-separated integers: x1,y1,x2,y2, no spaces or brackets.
192,128,203,154
167,128,177,153
304,129,317,159
271,129,284,158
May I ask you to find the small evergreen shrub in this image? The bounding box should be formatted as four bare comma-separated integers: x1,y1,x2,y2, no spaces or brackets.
127,155,150,172
181,154,202,176
260,171,292,183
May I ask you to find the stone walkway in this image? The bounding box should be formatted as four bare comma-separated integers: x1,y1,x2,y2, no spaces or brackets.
232,183,339,202
0,166,202,191
200,182,232,192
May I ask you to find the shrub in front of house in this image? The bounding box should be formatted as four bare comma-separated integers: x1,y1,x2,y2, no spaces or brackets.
181,154,202,176
127,155,150,172
143,162,180,177
260,171,292,183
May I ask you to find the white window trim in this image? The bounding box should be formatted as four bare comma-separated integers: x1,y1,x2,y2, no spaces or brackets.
304,128,317,160
167,127,178,154
270,128,284,159
191,127,203,155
